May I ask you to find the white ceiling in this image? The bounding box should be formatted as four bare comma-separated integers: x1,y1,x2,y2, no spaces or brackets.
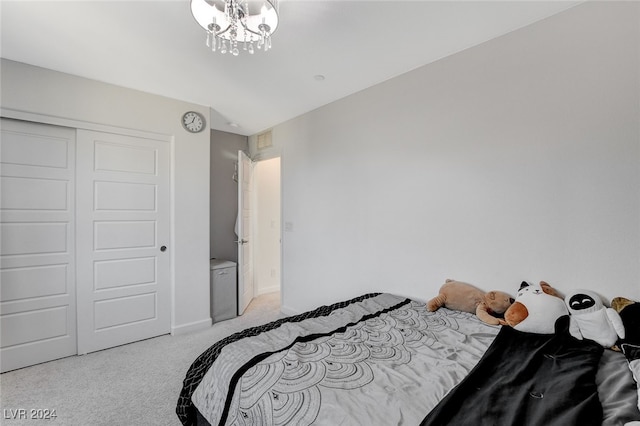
1,1,579,136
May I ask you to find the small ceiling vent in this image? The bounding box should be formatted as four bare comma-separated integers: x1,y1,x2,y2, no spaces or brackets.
257,130,273,150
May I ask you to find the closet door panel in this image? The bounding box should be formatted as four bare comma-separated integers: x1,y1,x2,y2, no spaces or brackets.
0,118,77,373
76,130,171,355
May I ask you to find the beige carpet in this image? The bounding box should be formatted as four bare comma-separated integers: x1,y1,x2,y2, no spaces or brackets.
0,292,284,426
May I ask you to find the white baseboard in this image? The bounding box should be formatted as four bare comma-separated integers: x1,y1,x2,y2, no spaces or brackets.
171,317,212,335
280,305,299,316
256,285,280,296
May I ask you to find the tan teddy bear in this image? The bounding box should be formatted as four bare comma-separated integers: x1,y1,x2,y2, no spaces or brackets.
427,279,514,325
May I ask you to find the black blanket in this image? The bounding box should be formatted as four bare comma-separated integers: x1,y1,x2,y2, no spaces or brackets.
421,316,604,426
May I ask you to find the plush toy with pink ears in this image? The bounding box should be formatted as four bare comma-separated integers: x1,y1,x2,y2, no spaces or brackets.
503,281,568,334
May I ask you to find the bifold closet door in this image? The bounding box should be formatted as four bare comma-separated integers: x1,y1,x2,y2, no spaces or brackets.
0,119,77,372
76,130,171,354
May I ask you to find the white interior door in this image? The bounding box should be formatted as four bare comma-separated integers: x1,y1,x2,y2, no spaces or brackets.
0,119,77,372
237,150,254,314
76,130,171,354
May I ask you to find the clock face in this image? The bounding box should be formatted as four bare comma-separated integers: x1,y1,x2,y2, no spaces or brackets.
182,111,205,133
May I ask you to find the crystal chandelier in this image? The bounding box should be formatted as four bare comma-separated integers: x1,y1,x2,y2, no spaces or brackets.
190,0,279,56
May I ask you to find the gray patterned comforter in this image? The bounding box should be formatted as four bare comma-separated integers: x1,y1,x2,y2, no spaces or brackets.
179,293,499,426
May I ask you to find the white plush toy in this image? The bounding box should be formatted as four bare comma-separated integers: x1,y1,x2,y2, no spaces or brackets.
503,281,569,334
565,289,626,347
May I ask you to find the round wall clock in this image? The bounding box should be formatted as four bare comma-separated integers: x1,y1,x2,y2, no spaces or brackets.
181,111,206,133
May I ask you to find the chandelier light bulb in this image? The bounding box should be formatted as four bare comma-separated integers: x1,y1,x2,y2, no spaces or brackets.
190,0,279,57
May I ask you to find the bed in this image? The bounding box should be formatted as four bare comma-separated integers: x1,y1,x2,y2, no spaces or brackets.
176,293,640,426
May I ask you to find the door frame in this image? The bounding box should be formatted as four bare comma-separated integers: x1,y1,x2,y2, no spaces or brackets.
251,156,282,297
247,150,283,312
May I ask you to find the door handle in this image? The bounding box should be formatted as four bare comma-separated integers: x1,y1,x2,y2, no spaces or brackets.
234,239,249,245
160,245,167,252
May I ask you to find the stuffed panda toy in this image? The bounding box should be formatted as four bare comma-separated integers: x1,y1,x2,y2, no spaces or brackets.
565,289,626,348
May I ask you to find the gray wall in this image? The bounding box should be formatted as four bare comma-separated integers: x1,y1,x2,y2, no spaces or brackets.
251,2,640,314
210,129,248,263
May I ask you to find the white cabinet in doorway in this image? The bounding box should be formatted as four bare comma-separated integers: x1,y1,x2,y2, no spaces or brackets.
0,119,172,372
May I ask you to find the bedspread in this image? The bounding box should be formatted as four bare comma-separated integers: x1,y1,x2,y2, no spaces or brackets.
176,293,499,426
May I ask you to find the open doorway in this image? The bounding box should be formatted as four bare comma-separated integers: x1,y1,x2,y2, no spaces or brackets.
252,157,281,299
209,131,281,320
